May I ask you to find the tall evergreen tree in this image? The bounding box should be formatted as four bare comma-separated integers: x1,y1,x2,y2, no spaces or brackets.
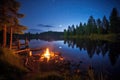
0,0,27,48
67,26,72,37
87,16,97,34
79,22,84,35
83,23,87,35
76,25,79,37
102,16,109,33
71,24,76,36
96,18,102,34
109,8,120,33
64,29,67,38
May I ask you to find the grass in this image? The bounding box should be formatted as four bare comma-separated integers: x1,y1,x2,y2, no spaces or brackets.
88,33,117,41
38,72,62,80
66,33,118,42
0,47,28,80
24,72,64,80
0,47,27,71
23,70,99,80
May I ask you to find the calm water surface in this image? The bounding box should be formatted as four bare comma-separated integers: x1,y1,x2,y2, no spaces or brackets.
21,39,120,78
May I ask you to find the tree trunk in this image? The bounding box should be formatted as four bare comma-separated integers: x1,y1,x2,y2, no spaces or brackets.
10,26,13,49
3,24,7,47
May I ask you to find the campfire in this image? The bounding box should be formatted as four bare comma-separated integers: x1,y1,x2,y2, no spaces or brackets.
39,48,64,62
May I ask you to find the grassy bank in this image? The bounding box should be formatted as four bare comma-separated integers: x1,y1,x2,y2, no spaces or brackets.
0,47,28,80
66,33,118,42
88,34,117,41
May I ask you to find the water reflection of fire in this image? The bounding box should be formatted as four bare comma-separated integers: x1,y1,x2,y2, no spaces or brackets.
40,48,64,62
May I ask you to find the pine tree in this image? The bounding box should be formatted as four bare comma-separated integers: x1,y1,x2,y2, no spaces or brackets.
64,29,67,38
102,16,109,33
71,24,76,36
87,16,97,35
76,25,79,37
96,18,103,34
79,22,84,35
109,8,120,33
0,0,27,48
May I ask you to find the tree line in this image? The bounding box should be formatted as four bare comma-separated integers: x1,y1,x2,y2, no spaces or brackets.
64,8,120,38
16,31,64,41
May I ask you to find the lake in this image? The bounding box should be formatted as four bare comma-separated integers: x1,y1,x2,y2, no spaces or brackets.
21,39,120,79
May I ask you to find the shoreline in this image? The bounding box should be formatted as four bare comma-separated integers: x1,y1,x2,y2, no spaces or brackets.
64,33,120,42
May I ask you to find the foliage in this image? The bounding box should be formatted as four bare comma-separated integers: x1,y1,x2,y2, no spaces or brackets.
7,24,27,34
0,0,27,34
102,16,109,33
96,18,102,34
64,29,67,38
0,0,27,48
109,8,120,33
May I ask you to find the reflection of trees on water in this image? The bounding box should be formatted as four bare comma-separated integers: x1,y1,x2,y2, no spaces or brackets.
109,42,120,65
64,38,120,66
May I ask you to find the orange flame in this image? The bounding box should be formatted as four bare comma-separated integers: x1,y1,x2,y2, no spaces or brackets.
43,48,50,61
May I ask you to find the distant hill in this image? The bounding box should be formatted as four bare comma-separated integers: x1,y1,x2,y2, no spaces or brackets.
15,31,64,41
39,31,64,41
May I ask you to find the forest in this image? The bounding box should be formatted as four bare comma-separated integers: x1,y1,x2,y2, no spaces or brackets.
64,8,120,40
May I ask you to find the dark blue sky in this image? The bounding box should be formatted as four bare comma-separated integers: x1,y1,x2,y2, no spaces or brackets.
18,0,120,33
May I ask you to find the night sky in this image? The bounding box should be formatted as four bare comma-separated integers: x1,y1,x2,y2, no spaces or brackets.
18,0,120,33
